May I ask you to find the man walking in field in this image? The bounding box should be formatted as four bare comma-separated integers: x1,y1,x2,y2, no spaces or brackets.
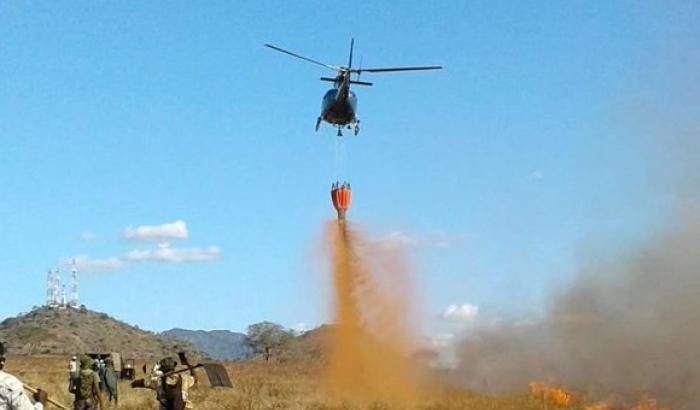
69,356,103,410
96,361,106,393
0,342,48,410
68,357,78,379
101,359,118,406
68,356,79,397
132,357,196,410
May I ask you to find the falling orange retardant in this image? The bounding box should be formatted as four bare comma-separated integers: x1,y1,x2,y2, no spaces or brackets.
324,220,422,404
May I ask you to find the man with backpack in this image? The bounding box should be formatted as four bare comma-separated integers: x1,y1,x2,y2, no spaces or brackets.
131,357,196,410
69,356,103,410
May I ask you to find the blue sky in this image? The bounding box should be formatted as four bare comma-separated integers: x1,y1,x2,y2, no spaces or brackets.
0,1,697,335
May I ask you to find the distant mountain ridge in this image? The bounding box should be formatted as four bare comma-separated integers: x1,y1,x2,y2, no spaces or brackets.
0,306,197,358
160,328,253,361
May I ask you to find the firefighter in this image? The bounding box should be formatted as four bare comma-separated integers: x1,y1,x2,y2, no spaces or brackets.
102,359,118,405
69,356,103,410
0,342,47,410
132,357,196,410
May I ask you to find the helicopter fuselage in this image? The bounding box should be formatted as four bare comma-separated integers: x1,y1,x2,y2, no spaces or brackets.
321,87,357,127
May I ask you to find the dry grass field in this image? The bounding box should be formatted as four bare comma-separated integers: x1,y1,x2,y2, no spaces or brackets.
6,355,569,410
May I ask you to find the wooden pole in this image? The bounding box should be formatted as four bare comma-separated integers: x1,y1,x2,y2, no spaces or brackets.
23,383,71,410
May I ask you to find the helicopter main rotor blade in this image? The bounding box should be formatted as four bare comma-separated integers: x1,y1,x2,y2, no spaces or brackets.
348,38,354,69
353,65,443,73
264,43,340,71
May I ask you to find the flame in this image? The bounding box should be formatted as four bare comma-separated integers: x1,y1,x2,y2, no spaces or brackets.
584,404,613,410
532,382,674,410
530,381,577,407
584,400,673,410
628,396,672,410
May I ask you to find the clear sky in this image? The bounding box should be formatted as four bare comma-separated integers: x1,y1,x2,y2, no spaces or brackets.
1,1,697,336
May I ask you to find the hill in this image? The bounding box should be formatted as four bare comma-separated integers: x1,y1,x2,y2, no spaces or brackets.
296,324,334,361
161,328,253,360
0,306,196,358
162,324,334,362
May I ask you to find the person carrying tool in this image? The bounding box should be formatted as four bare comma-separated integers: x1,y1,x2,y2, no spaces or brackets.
69,355,103,410
132,357,196,410
0,342,48,410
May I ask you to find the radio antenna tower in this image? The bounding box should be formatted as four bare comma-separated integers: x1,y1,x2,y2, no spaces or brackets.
54,269,62,307
70,258,79,307
46,269,61,308
46,269,54,307
60,285,67,308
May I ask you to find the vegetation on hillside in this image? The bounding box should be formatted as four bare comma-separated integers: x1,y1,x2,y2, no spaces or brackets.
160,328,253,361
0,306,195,358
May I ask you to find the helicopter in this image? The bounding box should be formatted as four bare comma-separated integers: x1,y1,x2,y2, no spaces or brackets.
264,39,442,136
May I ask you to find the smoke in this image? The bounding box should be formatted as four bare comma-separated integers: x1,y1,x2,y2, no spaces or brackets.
454,214,700,406
324,220,424,403
453,72,700,408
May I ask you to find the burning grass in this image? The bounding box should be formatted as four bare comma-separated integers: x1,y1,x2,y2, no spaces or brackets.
530,381,578,407
4,355,589,410
529,381,673,410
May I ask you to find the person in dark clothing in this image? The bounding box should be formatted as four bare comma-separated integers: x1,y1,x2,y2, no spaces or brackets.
132,357,196,410
102,360,118,405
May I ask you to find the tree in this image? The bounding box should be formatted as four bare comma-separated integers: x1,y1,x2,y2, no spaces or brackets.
246,321,295,362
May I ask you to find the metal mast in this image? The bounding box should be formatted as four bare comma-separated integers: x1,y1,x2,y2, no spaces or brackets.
60,284,67,307
46,269,61,307
46,269,54,306
70,258,79,307
54,269,62,307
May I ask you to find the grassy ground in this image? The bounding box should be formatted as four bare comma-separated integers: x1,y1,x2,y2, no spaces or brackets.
6,355,580,410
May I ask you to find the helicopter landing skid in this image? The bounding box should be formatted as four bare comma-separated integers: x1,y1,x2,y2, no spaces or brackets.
334,120,359,137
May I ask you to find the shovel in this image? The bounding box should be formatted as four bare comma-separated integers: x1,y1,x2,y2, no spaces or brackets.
177,351,233,388
135,353,233,389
